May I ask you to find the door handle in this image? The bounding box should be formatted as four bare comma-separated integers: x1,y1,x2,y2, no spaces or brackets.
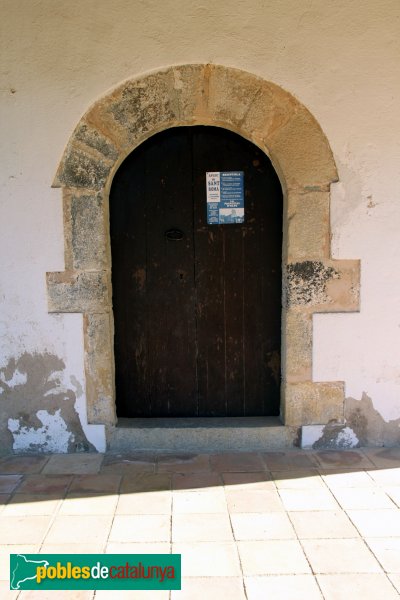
165,228,184,241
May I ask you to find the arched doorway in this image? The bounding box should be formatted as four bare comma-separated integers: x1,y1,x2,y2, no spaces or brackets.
48,64,360,445
110,126,282,418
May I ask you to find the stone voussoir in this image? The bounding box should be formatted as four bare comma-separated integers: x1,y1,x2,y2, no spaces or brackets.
206,64,263,129
267,107,338,190
74,122,120,161
103,69,180,147
54,141,114,190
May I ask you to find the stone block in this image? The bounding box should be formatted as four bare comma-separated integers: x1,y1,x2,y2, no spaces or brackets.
267,107,338,191
68,192,108,270
47,271,109,313
54,143,113,190
105,69,179,147
74,122,119,161
84,314,116,425
286,191,330,261
241,79,297,146
207,64,261,129
171,64,209,123
284,381,345,426
283,311,312,382
285,259,360,312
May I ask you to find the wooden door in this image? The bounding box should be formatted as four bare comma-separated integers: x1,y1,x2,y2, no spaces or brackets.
110,126,282,418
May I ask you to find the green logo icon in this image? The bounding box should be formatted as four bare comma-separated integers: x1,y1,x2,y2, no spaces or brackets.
10,554,181,591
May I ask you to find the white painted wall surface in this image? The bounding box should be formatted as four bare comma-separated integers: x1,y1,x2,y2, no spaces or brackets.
1,0,399,449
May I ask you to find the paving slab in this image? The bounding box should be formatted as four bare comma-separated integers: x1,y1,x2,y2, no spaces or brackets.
3,494,61,516
347,508,400,537
231,512,296,540
272,469,325,489
172,541,241,576
109,514,171,543
0,475,22,493
278,488,339,511
173,489,228,514
44,515,113,545
0,455,49,474
262,451,319,470
42,454,103,475
365,538,400,572
225,489,284,512
288,510,360,539
116,490,172,515
238,539,311,575
157,453,211,473
59,492,118,515
172,513,233,542
210,452,265,472
301,538,382,573
100,452,156,475
317,573,399,600
0,515,51,544
245,574,323,599
172,576,246,599
314,450,374,469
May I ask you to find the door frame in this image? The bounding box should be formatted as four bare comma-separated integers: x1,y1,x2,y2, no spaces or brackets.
47,64,360,436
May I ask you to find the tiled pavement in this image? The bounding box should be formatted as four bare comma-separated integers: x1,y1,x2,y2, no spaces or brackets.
1,448,400,599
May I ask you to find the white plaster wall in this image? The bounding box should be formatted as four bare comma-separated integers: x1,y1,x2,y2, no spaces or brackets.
1,0,399,446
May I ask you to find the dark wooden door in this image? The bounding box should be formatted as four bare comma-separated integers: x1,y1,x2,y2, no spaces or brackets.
110,126,282,418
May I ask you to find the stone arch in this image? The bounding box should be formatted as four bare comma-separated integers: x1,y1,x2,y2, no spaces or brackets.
47,64,360,441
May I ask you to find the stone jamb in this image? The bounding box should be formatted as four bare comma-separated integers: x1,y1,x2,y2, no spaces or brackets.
48,64,360,435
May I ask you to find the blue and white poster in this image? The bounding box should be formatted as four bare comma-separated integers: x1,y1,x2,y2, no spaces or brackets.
206,171,244,224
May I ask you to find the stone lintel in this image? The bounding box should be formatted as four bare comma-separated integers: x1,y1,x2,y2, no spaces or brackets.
47,270,110,313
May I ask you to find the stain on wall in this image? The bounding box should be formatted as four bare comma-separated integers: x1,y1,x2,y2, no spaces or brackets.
286,261,338,307
311,423,359,449
0,353,94,453
302,391,400,448
345,392,400,447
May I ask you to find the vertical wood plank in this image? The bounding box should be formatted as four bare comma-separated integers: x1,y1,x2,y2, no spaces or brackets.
144,128,197,416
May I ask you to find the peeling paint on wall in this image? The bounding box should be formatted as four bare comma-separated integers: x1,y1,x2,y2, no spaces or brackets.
302,392,400,448
301,422,359,449
0,353,95,453
8,409,73,453
345,392,400,447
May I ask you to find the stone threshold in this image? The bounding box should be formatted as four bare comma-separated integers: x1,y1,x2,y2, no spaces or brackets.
107,416,297,452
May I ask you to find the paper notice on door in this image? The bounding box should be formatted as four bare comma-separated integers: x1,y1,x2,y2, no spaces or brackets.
206,171,244,224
